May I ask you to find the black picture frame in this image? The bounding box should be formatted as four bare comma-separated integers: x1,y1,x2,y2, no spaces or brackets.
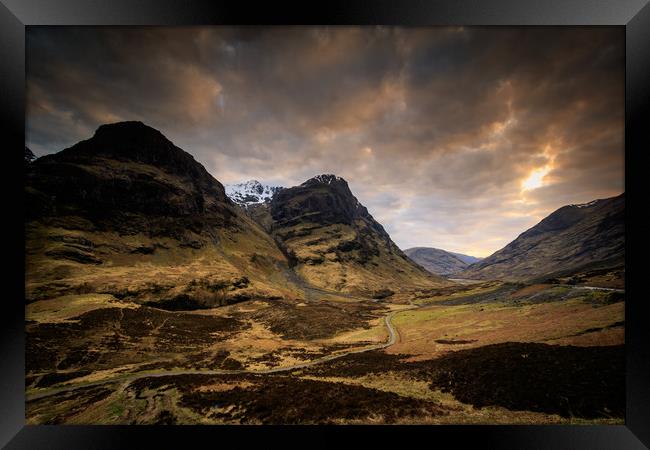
2,1,649,448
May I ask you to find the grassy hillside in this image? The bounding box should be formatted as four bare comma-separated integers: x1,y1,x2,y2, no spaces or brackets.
25,122,301,308
267,175,448,296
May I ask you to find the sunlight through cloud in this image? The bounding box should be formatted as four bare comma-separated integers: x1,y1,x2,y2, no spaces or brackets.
522,166,551,191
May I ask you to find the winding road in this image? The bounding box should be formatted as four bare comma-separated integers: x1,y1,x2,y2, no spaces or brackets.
558,284,625,293
280,266,368,302
27,282,622,402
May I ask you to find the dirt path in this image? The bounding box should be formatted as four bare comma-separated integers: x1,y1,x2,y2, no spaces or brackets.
26,302,414,402
562,285,624,293
447,278,484,285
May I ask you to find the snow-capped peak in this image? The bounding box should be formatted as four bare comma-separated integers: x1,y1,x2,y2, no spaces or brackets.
225,180,284,207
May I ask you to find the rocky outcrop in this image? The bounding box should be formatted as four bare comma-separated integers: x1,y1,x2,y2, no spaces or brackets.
271,174,391,240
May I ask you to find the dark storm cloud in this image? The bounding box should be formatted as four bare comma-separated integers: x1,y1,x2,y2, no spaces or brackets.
26,26,624,256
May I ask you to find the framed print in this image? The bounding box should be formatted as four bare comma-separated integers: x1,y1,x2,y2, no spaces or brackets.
2,0,649,448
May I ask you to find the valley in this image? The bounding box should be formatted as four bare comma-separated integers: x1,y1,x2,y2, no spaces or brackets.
24,122,625,425
25,280,624,425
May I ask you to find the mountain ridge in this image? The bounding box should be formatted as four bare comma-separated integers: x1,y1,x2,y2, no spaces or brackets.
25,121,446,306
460,193,624,283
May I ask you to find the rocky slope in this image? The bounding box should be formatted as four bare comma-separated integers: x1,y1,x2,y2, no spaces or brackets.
25,121,297,308
263,174,446,295
404,247,477,276
460,194,625,283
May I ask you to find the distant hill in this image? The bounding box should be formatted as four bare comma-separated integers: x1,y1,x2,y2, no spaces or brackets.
460,194,624,283
404,247,481,276
447,251,482,265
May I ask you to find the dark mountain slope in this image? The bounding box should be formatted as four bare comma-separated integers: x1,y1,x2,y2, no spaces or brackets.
460,194,624,282
27,121,233,228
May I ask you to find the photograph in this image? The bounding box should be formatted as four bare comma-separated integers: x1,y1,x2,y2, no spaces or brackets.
24,25,626,425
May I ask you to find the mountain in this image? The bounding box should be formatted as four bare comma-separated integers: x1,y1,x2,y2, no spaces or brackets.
25,122,443,307
460,194,625,283
447,251,482,265
264,174,446,296
404,247,480,276
25,121,297,308
225,180,283,207
25,147,35,165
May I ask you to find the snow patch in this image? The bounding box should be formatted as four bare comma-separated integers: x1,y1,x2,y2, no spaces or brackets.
572,199,600,209
225,180,283,207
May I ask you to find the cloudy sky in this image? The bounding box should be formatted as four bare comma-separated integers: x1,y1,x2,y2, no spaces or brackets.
26,26,624,257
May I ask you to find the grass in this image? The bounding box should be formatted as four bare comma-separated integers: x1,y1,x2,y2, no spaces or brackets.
24,232,626,425
26,292,625,425
321,317,389,345
105,398,127,422
412,281,505,305
387,298,624,360
25,220,298,306
26,293,135,323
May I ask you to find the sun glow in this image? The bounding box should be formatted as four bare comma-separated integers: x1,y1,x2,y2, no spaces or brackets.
521,166,551,191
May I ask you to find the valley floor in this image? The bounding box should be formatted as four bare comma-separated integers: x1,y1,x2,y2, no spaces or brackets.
25,280,625,425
